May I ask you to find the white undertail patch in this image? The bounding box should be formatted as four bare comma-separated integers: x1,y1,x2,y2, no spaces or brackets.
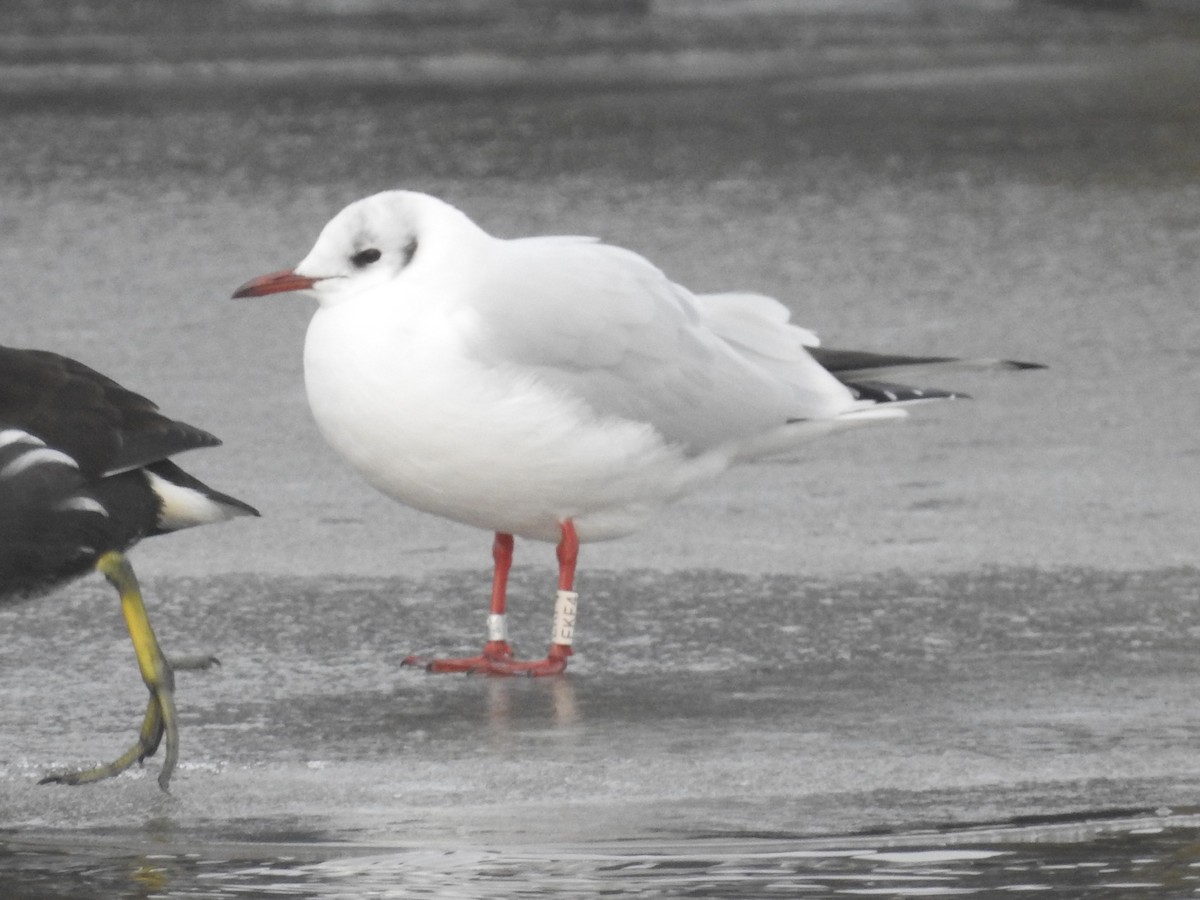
145,470,245,530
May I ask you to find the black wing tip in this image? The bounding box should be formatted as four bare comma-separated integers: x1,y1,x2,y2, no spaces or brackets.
110,420,224,474
175,422,224,452
810,347,1048,380
190,425,223,447
845,380,966,404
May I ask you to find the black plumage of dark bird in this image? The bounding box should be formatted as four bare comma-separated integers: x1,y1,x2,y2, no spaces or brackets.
0,345,258,790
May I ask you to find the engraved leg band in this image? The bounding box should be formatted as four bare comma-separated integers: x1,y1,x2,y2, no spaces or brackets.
552,589,578,646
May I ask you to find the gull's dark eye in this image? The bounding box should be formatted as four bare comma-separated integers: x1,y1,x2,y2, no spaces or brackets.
351,248,382,268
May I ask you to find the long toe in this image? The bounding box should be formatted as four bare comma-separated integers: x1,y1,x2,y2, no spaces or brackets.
38,693,167,787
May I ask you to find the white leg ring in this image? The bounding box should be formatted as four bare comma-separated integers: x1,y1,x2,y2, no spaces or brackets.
487,613,508,642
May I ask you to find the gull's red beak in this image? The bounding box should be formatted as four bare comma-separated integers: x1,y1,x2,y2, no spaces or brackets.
232,270,319,298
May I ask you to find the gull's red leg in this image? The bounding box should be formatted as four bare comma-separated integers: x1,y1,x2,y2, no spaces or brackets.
482,531,516,659
557,518,579,592
402,533,515,673
544,519,578,668
402,523,578,677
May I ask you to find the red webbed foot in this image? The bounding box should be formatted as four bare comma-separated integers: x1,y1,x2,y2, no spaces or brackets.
402,641,571,677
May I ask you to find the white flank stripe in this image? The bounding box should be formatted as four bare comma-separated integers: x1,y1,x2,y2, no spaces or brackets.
0,428,43,448
0,446,79,480
54,496,110,517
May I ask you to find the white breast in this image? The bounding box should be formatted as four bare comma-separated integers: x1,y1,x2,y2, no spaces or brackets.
302,298,729,544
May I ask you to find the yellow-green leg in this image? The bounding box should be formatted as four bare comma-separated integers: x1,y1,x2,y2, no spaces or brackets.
39,551,203,792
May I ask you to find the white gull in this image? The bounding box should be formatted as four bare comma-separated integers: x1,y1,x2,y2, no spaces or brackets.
234,190,1040,676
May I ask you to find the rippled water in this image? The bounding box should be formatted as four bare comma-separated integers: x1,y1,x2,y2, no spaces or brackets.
6,812,1200,898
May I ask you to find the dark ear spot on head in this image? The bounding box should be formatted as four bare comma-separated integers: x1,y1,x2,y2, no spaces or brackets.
351,248,382,268
402,238,418,266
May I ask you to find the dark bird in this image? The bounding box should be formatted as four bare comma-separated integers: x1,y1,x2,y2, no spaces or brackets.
0,345,258,790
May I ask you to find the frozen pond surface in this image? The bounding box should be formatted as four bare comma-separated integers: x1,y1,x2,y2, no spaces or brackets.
4,568,1200,896
3,1,1200,895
